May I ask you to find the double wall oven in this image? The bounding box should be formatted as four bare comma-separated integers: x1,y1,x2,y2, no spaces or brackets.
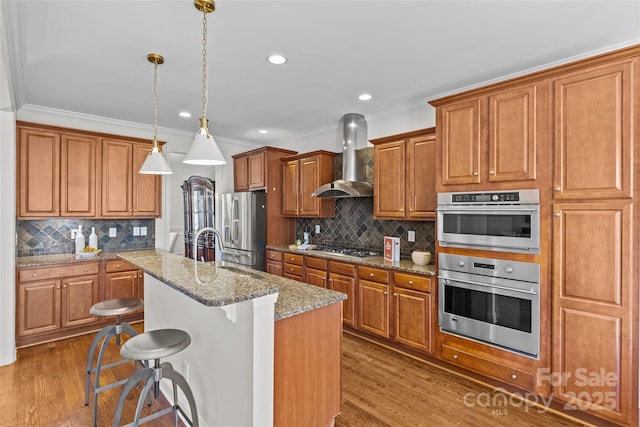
436,189,541,358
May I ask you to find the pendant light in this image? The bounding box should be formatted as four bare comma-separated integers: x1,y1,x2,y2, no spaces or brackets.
183,0,226,166
139,53,173,174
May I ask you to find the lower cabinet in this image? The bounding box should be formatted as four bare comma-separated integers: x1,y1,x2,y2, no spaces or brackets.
266,249,283,276
357,266,390,338
105,259,144,318
304,256,327,288
283,253,304,281
327,261,357,328
16,262,100,345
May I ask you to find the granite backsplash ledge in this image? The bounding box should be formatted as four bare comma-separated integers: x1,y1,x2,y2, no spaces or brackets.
16,218,155,257
296,197,435,256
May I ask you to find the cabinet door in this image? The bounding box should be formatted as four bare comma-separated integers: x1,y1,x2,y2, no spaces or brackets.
132,143,162,217
17,280,61,337
61,275,100,328
18,127,61,217
439,98,482,185
305,268,327,288
328,273,356,328
552,59,634,200
374,140,405,219
552,202,633,424
266,260,283,276
298,156,322,216
393,287,431,353
101,139,133,217
358,280,389,338
105,271,138,300
407,134,436,218
234,156,249,191
247,151,266,189
488,84,538,183
60,133,98,217
282,160,299,216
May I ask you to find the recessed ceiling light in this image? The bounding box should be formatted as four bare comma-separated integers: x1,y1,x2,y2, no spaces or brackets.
258,129,269,134
267,54,287,65
179,111,192,118
358,93,372,101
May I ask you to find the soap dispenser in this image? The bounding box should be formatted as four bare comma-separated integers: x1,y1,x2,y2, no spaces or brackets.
89,227,98,249
75,225,85,254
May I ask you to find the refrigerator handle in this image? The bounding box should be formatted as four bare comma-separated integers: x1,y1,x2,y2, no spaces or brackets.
231,196,240,243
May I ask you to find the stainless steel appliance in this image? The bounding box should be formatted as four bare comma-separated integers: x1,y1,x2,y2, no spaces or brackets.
312,246,381,259
438,253,540,358
217,191,266,271
182,176,216,261
437,189,540,254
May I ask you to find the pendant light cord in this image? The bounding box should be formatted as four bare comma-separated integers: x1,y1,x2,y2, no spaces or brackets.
153,60,159,145
201,6,208,119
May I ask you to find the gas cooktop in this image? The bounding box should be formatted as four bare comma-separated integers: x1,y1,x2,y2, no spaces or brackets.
312,246,381,259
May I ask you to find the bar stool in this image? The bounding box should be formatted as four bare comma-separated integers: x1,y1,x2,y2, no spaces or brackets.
85,298,145,426
113,329,198,427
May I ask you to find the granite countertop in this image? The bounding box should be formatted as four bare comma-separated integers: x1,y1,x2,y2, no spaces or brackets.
117,249,347,321
15,251,124,267
267,244,436,276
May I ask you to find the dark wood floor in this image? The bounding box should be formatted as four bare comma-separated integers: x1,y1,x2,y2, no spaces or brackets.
1,325,593,427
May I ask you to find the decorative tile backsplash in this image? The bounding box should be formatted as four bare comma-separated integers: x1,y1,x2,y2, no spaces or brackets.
16,218,155,257
296,148,435,257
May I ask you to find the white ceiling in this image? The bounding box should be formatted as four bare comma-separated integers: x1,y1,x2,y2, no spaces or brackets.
4,0,640,145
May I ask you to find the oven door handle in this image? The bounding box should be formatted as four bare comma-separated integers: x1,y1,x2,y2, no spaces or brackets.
437,207,538,212
438,276,537,295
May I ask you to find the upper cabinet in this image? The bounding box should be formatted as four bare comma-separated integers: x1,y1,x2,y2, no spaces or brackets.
101,139,161,217
371,128,436,220
552,58,634,201
232,146,297,245
432,80,549,191
18,123,98,218
282,151,336,218
17,122,162,219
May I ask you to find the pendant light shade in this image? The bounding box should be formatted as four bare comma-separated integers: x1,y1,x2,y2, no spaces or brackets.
140,53,173,175
183,0,226,166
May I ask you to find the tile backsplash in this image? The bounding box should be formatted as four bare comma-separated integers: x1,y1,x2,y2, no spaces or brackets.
16,218,155,257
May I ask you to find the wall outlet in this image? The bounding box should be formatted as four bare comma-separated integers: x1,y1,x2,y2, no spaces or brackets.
133,227,140,236
140,226,147,236
315,224,321,234
70,229,78,239
109,227,117,237
408,230,416,242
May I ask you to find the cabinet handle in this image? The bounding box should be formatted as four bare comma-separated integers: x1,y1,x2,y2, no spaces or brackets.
393,292,397,296
554,186,561,191
472,171,478,176
84,268,88,272
453,354,459,360
554,213,561,217
116,264,120,268
511,374,517,380
56,285,60,289
32,273,38,277
328,278,333,282
400,208,404,212
489,170,495,175
383,291,388,295
63,284,67,288
369,273,374,277
409,208,413,212
408,280,413,284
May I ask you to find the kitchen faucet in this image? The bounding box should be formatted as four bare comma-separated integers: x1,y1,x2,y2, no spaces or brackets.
192,227,225,262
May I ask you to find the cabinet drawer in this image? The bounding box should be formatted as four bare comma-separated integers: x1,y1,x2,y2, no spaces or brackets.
284,263,303,277
106,259,137,273
18,262,100,282
266,250,283,262
394,272,431,292
359,266,389,284
329,261,355,277
283,253,304,266
441,344,534,391
305,256,326,270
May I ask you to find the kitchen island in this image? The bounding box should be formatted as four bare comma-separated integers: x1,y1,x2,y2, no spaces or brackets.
117,249,346,427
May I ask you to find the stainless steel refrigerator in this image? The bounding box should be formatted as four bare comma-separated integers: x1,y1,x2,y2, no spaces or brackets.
182,175,216,262
217,191,266,271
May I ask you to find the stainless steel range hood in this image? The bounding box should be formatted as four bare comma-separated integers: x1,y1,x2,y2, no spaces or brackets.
312,113,373,198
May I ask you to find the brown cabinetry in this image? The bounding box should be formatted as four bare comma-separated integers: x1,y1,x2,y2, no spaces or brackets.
266,249,283,276
304,256,327,288
16,262,100,345
371,128,436,220
101,139,161,217
327,261,357,328
104,260,144,317
392,272,432,353
283,253,304,281
432,80,547,191
18,123,98,218
282,151,336,218
357,266,390,338
233,147,297,245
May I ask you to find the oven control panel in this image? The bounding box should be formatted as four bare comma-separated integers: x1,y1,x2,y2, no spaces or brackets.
437,188,539,205
451,192,519,203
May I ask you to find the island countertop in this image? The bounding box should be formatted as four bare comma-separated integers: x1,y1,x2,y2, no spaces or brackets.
117,249,347,321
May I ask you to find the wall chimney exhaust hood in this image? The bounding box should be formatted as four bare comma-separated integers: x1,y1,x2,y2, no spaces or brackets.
312,113,373,198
